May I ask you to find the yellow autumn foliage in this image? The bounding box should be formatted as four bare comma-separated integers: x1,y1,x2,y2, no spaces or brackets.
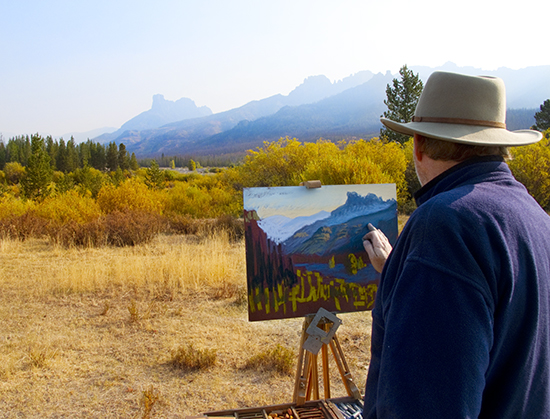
97,177,165,214
230,137,409,205
0,195,35,220
164,176,241,218
509,129,550,210
35,190,102,224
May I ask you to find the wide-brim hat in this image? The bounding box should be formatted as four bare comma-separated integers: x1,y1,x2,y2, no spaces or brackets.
381,71,542,146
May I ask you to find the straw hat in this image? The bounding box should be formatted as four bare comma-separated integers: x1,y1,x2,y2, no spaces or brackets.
381,71,542,146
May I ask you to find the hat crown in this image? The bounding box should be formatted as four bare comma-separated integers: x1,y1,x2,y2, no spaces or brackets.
415,71,506,124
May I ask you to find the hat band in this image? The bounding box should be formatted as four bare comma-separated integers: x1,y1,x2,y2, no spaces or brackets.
412,116,506,129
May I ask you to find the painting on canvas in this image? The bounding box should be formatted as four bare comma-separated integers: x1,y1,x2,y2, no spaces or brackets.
243,183,398,321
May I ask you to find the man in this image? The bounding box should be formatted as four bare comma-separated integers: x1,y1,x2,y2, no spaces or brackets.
362,71,550,418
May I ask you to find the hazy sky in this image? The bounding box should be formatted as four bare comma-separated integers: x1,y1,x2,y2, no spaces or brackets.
1,0,548,138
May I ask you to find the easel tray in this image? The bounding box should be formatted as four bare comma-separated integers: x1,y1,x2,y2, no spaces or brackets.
195,396,363,419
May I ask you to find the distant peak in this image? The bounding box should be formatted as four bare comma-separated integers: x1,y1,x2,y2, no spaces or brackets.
152,94,167,108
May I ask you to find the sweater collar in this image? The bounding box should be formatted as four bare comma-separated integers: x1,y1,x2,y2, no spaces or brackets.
414,155,506,206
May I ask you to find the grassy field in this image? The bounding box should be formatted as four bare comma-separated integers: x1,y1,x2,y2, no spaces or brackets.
0,232,373,418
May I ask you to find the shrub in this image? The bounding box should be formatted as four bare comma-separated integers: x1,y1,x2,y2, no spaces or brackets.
0,212,48,240
164,177,241,219
36,190,102,225
233,138,318,187
166,213,202,235
229,137,409,205
170,343,217,371
3,162,25,185
47,218,107,248
104,210,166,246
209,214,244,242
0,195,35,220
243,344,295,375
97,178,164,215
509,135,550,210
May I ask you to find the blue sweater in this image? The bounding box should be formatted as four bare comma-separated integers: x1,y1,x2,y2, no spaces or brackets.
363,157,550,418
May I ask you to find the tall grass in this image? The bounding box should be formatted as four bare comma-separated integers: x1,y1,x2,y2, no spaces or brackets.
0,232,246,300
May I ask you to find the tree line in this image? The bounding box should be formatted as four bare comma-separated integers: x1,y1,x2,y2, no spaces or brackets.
0,135,139,173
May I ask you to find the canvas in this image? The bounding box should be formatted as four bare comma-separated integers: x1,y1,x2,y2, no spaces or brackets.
244,183,398,321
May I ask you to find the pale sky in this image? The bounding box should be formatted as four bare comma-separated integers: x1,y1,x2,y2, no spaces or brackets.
1,0,548,138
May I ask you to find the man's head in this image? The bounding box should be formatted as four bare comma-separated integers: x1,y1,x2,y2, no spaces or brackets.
412,133,510,186
381,71,542,147
381,71,543,186
414,134,510,162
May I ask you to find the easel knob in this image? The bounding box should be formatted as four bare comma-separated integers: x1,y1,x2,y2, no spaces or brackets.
299,180,322,189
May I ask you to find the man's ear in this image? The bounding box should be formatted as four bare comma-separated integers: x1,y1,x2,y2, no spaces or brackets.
413,133,423,162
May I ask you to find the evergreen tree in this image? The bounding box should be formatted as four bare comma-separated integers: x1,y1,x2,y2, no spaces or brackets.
533,99,550,132
65,137,79,172
21,134,53,200
118,143,130,170
78,141,91,168
45,136,57,170
90,142,106,171
57,139,68,173
0,141,6,170
129,152,140,171
380,65,424,144
145,159,165,189
106,142,119,171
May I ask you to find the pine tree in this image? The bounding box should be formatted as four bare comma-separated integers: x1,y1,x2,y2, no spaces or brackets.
129,153,140,171
380,65,424,144
57,139,68,173
106,142,119,172
21,134,53,200
533,99,550,132
145,159,165,189
90,142,106,171
65,137,79,172
118,143,130,170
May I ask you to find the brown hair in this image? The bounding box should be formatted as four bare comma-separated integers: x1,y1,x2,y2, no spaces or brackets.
416,134,509,162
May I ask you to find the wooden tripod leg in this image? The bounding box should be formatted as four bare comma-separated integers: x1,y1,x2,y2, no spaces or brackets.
293,316,312,404
329,335,361,400
321,340,330,399
310,353,320,400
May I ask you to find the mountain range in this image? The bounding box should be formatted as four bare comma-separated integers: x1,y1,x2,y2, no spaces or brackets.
92,63,550,157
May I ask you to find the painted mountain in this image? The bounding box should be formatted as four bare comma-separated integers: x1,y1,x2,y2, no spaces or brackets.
244,185,397,321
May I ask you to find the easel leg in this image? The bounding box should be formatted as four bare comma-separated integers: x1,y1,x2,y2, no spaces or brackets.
293,314,361,404
329,336,361,400
293,315,313,404
321,335,330,399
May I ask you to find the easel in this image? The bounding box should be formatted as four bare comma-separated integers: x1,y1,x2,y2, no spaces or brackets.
293,308,361,405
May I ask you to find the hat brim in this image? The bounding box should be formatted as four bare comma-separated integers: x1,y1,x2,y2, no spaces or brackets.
381,118,542,146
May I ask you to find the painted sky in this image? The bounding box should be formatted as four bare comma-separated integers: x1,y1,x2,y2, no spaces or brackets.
244,184,396,219
1,0,548,138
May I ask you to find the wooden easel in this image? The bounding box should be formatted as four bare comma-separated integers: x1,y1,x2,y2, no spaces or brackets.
293,309,361,405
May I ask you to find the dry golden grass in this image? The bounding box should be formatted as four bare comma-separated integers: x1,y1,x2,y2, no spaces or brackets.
0,232,373,418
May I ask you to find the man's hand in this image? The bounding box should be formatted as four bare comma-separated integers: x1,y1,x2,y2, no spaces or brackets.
363,223,392,273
